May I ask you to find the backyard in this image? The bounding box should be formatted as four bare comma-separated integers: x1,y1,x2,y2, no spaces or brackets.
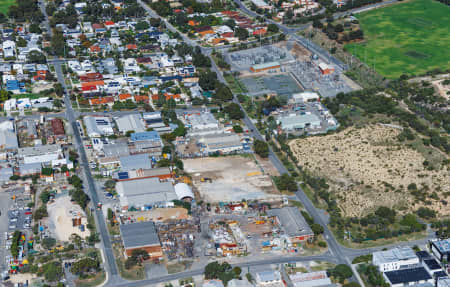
345,0,450,79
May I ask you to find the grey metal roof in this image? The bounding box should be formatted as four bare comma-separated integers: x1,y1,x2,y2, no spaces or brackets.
117,177,177,208
267,207,313,238
0,131,18,150
119,154,151,171
119,221,160,249
0,167,13,182
18,144,61,156
103,142,130,157
115,114,145,133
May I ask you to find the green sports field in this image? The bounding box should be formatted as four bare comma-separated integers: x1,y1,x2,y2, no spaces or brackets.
0,0,15,14
345,0,450,79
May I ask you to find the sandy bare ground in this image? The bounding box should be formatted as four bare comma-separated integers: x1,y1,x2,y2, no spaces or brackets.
289,125,449,217
47,196,90,241
126,208,189,222
183,156,281,202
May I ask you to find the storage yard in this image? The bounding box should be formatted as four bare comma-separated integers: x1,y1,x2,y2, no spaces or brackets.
289,125,450,217
183,156,281,202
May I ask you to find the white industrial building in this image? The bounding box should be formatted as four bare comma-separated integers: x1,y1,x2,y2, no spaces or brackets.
83,116,114,137
199,133,243,154
277,113,322,131
116,177,178,210
185,112,222,136
115,114,146,134
291,92,320,103
372,247,419,272
18,144,63,164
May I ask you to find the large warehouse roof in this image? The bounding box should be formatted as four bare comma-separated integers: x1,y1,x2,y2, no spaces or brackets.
117,177,177,208
267,207,313,238
120,221,160,249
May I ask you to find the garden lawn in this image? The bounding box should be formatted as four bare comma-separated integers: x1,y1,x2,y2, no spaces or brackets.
0,0,15,14
345,0,450,79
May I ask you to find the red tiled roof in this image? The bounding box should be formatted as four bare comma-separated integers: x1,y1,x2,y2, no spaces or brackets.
89,97,114,105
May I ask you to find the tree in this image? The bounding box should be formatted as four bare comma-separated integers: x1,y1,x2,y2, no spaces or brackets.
125,130,135,137
29,23,42,34
199,70,217,91
0,89,10,103
42,262,64,282
204,261,237,285
330,264,353,283
334,23,344,33
254,140,269,158
28,50,47,64
374,206,396,222
42,237,56,250
54,83,64,97
417,207,436,219
267,24,279,33
40,190,52,204
235,27,249,41
233,125,243,133
311,223,324,235
34,205,48,220
70,258,99,275
51,29,65,56
274,174,297,192
214,83,233,102
224,103,244,120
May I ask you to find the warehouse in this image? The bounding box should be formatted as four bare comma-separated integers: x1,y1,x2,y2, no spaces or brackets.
83,116,114,137
383,267,432,287
372,247,419,272
250,61,281,73
115,114,146,134
291,92,319,103
119,154,152,171
267,207,314,243
277,113,321,132
185,112,222,136
120,221,163,260
116,177,178,210
199,133,243,154
18,144,63,164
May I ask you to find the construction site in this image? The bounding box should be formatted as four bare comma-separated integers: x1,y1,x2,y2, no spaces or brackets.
226,41,356,98
183,156,281,203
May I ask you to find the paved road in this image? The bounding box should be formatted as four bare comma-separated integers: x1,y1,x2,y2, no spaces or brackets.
115,254,340,287
54,61,122,281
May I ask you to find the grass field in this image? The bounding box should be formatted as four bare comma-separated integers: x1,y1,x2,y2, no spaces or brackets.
345,0,450,79
0,0,15,14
